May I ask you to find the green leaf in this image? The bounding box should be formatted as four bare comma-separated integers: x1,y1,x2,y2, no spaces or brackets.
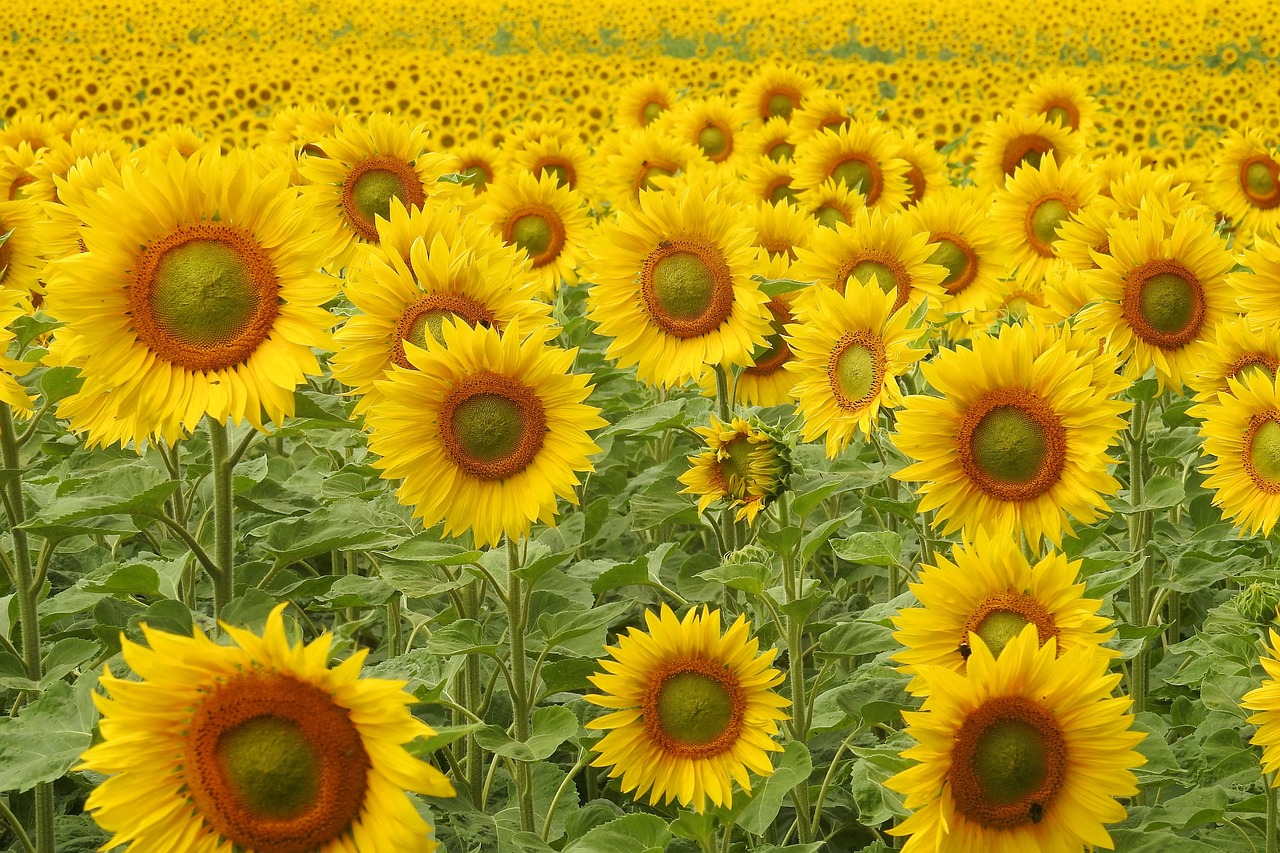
735,742,812,835
39,365,83,403
590,542,675,595
789,479,845,518
833,531,902,567
473,706,577,762
565,813,672,853
0,678,95,792
427,620,498,656
319,575,395,607
537,600,632,652
21,463,179,538
755,275,811,296
412,724,483,755
801,512,854,563
698,559,774,596
1116,474,1185,513
818,621,897,658
251,498,408,567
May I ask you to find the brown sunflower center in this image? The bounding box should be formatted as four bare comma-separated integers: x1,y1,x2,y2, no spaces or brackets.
767,141,795,162
502,205,566,269
392,292,496,369
904,164,927,206
1041,99,1080,130
842,252,911,311
1025,196,1071,257
644,658,745,758
640,241,735,339
927,233,978,294
1246,414,1280,494
957,390,1067,501
1001,134,1054,177
950,697,1067,830
1119,260,1205,349
1240,156,1280,209
128,222,280,372
440,371,547,480
961,591,1061,659
184,672,370,853
697,124,731,161
828,330,887,411
1230,354,1280,385
340,154,426,242
830,155,882,202
747,298,794,376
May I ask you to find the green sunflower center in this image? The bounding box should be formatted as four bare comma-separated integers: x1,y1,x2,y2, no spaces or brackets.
815,205,848,229
1251,420,1280,486
698,125,728,158
1029,198,1069,253
927,238,973,291
1139,272,1195,335
1246,161,1277,198
767,93,796,118
452,394,527,464
970,406,1048,484
972,718,1053,805
768,141,795,162
652,252,717,319
850,260,898,295
642,101,665,124
405,310,453,350
217,716,320,818
1045,106,1072,126
639,165,673,192
974,610,1031,658
656,671,736,746
351,169,407,226
511,214,553,257
831,157,873,194
540,163,569,187
722,436,753,482
460,165,489,190
769,181,797,205
150,239,260,350
835,344,877,402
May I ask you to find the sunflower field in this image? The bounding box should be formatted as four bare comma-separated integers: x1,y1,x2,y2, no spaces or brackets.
4,0,1280,851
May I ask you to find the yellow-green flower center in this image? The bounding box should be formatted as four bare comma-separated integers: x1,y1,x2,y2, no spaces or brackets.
453,394,526,464
972,719,1053,804
511,214,553,257
341,155,425,242
460,165,490,190
540,163,569,187
1029,198,1069,254
150,239,259,350
1247,161,1277,198
1139,272,1194,335
656,671,735,746
970,406,1048,485
836,344,876,402
440,372,547,480
850,260,898,296
217,716,320,818
767,141,795,162
815,204,849,229
698,125,728,158
769,181,797,205
351,169,407,227
393,292,497,369
642,101,665,124
767,93,796,119
404,310,453,350
721,436,753,482
653,253,713,318
1250,420,1280,486
1045,106,1071,126
831,158,873,195
927,237,973,292
974,610,1030,658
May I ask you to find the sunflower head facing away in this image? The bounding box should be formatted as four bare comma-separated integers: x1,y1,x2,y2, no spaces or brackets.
79,603,455,853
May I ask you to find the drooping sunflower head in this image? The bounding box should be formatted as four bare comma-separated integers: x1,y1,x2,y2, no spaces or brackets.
991,152,1098,285
365,320,604,547
480,168,591,297
785,276,929,456
972,112,1084,191
887,626,1145,852
78,603,456,853
585,182,772,388
893,322,1131,546
678,416,792,523
893,531,1115,696
585,605,790,813
792,121,912,212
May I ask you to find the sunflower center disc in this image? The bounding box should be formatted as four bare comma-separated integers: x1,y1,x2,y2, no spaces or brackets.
217,716,320,818
642,101,665,124
535,164,566,188
831,157,874,195
768,141,795,162
149,240,258,347
928,237,975,293
653,252,715,318
393,293,497,368
721,436,753,482
1246,161,1278,199
656,671,735,746
1251,420,1280,486
461,165,490,190
835,344,877,402
815,205,849,229
453,394,527,464
1029,198,1069,255
850,260,899,297
1045,105,1072,126
1137,271,1194,334
698,125,728,158
1233,356,1279,385
951,697,1067,829
770,181,797,204
767,93,796,118
511,214,553,257
962,590,1060,658
971,406,1049,483
974,610,1031,657
404,310,453,350
352,169,408,227
638,165,674,193
643,244,735,338
1002,135,1053,176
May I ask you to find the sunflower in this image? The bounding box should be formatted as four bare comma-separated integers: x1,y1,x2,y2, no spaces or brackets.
79,603,455,853
788,92,853,141
1229,236,1280,331
1190,372,1280,536
990,154,1097,285
615,76,676,131
299,113,468,270
22,126,130,203
893,532,1115,696
1189,318,1280,403
0,112,69,152
0,142,40,201
332,203,553,416
1107,167,1206,221
143,124,216,161
796,178,865,230
1015,73,1098,137
1053,196,1121,272
365,320,603,547
784,276,927,456
1077,208,1236,393
36,152,124,264
748,198,815,262
893,322,1130,547
585,605,789,813
736,278,801,408
509,133,597,201
972,113,1084,191
479,169,591,297
742,157,801,207
887,626,1145,853
43,150,341,448
1242,630,1280,780
586,182,771,388
893,132,951,208
1209,129,1280,239
264,105,347,154
792,206,947,314
600,126,705,211
1029,260,1097,327
737,62,815,122
678,416,790,523
739,117,797,163
906,187,1010,322
664,96,752,166
0,198,44,299
792,121,911,212
450,140,506,194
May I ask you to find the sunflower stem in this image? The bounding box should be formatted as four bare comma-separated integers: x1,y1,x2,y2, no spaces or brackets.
0,404,53,853
714,365,737,556
1267,771,1279,853
778,494,814,844
464,578,486,800
0,795,34,853
506,539,536,833
208,417,235,620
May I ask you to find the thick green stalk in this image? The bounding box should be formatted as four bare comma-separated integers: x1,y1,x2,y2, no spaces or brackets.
713,365,736,554
207,418,235,619
1126,400,1151,718
0,404,52,853
506,541,535,832
778,495,813,844
464,579,485,799
1268,773,1279,853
